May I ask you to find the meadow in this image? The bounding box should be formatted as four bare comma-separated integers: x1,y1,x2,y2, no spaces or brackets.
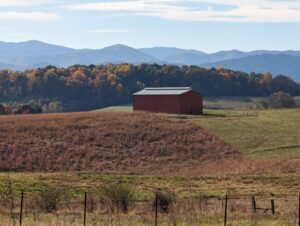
195,109,300,160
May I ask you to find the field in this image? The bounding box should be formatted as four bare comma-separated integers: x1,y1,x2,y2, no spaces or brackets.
195,109,300,160
100,105,300,160
0,111,240,174
0,103,300,225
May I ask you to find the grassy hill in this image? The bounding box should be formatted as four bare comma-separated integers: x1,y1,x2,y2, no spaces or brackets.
99,103,300,160
0,111,240,174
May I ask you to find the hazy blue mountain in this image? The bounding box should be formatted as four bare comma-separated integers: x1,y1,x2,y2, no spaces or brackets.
0,40,75,57
250,50,300,58
139,48,255,65
1,40,300,82
207,50,250,62
202,54,300,82
163,52,209,65
0,40,77,68
48,44,157,66
0,62,15,70
139,47,206,59
162,49,300,65
161,49,256,65
0,43,157,69
91,44,157,63
157,49,270,65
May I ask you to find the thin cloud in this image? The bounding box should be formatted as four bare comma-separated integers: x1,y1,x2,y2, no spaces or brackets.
0,0,52,7
64,0,300,23
64,1,188,12
0,12,60,21
88,28,132,33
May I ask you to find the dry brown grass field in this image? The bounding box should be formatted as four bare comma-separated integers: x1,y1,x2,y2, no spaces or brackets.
0,111,243,174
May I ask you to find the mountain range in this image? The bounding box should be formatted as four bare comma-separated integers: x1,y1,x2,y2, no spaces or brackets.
0,40,300,82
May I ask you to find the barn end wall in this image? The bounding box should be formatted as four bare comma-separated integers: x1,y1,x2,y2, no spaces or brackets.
133,95,181,114
179,91,203,115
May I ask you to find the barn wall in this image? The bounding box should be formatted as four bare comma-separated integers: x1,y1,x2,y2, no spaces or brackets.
179,91,203,115
133,95,181,114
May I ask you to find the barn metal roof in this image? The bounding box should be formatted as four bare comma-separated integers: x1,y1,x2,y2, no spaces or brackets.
133,87,192,96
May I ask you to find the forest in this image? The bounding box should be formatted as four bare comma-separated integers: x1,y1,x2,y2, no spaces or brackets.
0,63,299,112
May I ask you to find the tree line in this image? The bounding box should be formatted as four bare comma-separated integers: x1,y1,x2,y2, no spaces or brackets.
0,64,299,112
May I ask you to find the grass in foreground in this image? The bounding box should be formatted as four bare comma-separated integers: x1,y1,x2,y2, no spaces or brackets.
0,173,299,226
0,214,296,226
1,172,299,199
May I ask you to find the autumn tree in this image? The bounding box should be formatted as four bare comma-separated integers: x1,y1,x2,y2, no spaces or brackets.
0,64,299,112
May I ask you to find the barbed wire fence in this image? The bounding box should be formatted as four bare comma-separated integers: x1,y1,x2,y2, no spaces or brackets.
0,189,299,226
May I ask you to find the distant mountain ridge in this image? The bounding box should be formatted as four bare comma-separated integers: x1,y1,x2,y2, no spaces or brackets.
0,40,75,57
202,54,300,82
139,47,206,59
0,40,300,82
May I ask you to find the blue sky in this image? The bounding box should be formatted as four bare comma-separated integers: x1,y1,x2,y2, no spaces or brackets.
0,0,300,52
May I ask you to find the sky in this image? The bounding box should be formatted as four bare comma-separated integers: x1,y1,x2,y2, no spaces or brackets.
0,0,300,53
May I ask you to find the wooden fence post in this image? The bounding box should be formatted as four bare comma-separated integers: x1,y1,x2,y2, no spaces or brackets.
84,192,87,226
155,193,158,226
298,194,300,226
19,191,24,226
251,196,256,214
224,195,228,226
271,198,275,215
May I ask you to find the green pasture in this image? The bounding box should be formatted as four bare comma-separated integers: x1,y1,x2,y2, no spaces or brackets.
193,109,300,159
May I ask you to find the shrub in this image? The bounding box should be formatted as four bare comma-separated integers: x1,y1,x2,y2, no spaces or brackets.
0,104,5,115
101,183,134,213
0,176,17,226
35,187,66,213
47,101,62,113
29,102,43,114
269,91,296,108
4,102,43,115
261,91,296,109
154,191,176,213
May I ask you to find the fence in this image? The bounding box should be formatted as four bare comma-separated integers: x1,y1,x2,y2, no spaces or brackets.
0,190,299,226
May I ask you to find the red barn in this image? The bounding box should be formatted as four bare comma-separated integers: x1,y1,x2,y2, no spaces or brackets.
133,87,203,115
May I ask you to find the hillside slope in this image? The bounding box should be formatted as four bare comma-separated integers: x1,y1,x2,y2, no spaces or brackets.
0,112,240,174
